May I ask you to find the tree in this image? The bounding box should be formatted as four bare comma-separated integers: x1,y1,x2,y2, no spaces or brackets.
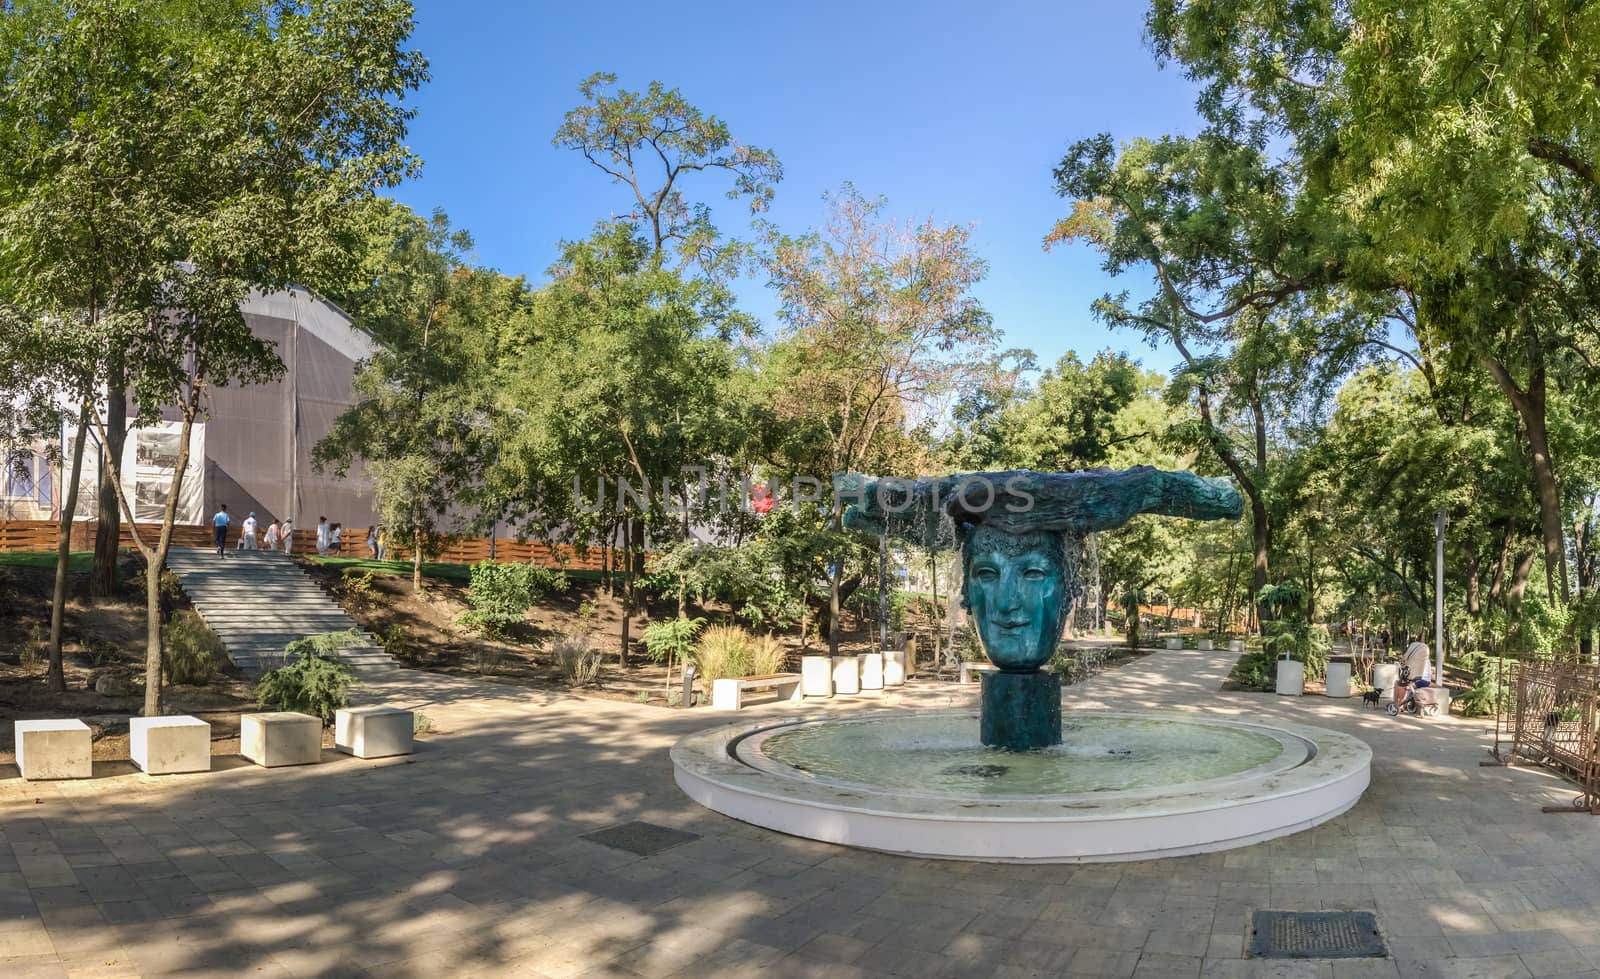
555,72,782,275
1137,0,1600,609
763,184,997,655
492,222,755,664
0,0,427,715
317,206,498,592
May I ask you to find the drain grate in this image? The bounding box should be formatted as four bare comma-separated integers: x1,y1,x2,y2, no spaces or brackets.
1247,910,1387,959
580,820,701,856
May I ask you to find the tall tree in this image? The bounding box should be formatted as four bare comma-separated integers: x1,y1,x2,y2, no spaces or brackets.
317,206,504,592
763,185,997,655
555,72,782,275
0,0,427,715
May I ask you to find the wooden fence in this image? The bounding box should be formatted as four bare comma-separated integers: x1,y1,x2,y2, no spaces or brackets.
1489,658,1600,814
0,520,609,570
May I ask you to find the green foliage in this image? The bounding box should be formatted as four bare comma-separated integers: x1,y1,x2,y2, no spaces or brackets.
413,712,434,735
379,624,415,663
257,632,362,723
338,569,379,612
162,611,222,686
1264,622,1332,682
458,561,568,637
691,625,786,689
1456,652,1514,718
1226,648,1278,692
641,617,704,665
1511,597,1571,659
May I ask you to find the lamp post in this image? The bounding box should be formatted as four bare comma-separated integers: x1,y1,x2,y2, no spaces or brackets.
1434,508,1446,681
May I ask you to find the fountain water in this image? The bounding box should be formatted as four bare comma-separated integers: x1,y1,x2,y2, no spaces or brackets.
672,467,1371,862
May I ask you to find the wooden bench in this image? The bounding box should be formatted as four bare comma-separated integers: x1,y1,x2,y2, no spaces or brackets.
711,673,803,710
959,662,998,683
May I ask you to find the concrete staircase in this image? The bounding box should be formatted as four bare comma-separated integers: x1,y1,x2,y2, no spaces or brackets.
164,548,399,678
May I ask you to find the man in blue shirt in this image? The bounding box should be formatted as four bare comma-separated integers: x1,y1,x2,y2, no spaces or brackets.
212,504,230,557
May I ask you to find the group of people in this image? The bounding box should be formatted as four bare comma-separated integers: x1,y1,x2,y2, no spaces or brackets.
211,505,387,560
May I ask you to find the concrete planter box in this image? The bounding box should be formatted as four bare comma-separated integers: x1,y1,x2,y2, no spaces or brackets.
860,652,884,690
15,719,92,780
800,655,833,697
1166,638,1183,650
130,716,211,775
335,707,414,759
1324,658,1353,698
241,712,323,768
882,647,906,686
1275,659,1305,697
832,655,861,695
1197,639,1214,651
1229,640,1245,653
1372,663,1399,703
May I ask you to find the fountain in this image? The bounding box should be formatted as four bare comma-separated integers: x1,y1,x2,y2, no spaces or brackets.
672,467,1372,862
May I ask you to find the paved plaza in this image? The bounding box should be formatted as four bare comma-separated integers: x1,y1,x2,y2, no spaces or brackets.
2,648,1598,979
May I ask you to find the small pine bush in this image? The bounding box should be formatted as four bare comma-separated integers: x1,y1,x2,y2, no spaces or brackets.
459,561,568,636
163,611,224,685
256,631,361,722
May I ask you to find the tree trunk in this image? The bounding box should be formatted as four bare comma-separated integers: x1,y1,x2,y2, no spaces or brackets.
92,369,126,599
618,516,634,668
1482,355,1569,603
826,508,843,657
1250,496,1270,630
411,505,423,592
48,401,92,693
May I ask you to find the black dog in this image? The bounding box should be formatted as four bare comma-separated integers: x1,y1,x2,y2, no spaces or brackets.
1361,689,1382,708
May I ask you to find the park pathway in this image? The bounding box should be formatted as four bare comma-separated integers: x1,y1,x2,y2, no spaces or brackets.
2,644,1599,978
164,547,398,678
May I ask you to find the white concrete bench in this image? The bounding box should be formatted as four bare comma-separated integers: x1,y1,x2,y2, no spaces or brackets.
711,673,803,710
241,712,323,767
15,719,92,780
335,707,414,759
130,716,211,774
1166,638,1183,650
959,662,998,683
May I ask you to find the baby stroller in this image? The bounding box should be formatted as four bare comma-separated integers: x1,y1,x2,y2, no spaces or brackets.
1386,682,1441,717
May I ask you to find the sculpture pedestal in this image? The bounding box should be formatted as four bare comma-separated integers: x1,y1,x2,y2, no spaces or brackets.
979,670,1061,752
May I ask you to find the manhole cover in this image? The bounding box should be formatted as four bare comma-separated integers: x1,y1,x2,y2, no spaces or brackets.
1247,910,1387,959
580,821,701,856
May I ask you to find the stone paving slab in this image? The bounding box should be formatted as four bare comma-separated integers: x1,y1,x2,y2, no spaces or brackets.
0,647,1596,977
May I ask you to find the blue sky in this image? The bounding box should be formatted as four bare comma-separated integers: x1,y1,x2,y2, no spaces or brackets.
388,0,1202,375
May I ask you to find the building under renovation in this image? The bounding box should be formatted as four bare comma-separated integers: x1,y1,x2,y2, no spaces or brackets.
1,287,379,531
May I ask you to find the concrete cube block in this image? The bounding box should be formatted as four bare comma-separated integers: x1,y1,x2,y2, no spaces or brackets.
335,707,414,759
1198,638,1214,651
711,679,744,711
882,648,906,686
130,715,211,774
1166,638,1182,650
241,712,323,768
15,719,92,780
860,652,883,690
832,655,861,695
801,655,833,697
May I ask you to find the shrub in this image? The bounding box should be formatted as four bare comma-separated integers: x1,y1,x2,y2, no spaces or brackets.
413,712,435,735
1264,622,1331,681
379,624,415,662
1226,648,1278,692
132,567,184,616
474,645,507,674
641,617,704,666
552,632,603,686
1457,652,1514,717
256,631,361,723
163,611,223,685
459,561,568,637
693,624,753,685
747,633,787,676
338,569,379,612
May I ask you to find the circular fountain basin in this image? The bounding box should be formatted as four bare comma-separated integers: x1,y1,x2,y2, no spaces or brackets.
672,709,1370,863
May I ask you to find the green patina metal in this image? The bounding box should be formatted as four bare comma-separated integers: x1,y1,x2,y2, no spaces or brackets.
837,467,1242,751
